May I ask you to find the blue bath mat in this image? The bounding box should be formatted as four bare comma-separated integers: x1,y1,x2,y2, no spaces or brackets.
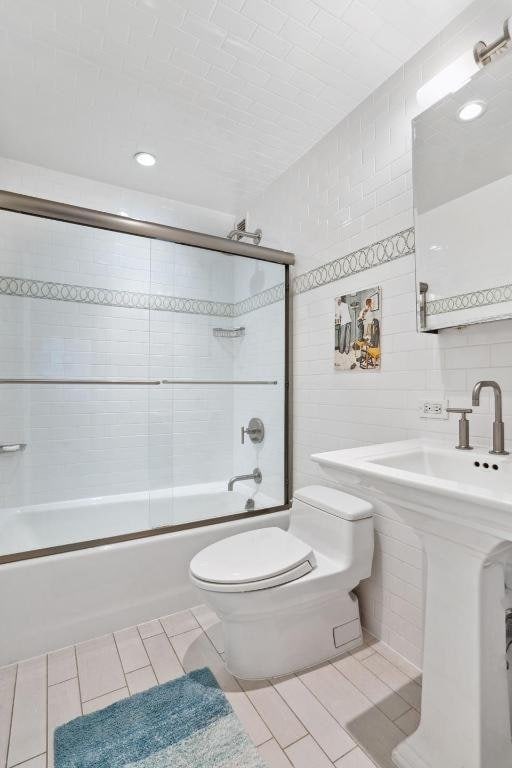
54,667,267,767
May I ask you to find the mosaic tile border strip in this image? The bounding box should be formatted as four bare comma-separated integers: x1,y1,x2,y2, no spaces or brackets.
233,282,285,316
0,228,415,319
427,282,512,316
293,227,415,295
0,276,234,318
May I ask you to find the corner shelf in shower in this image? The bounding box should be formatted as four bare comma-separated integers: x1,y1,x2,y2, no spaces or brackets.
212,327,245,338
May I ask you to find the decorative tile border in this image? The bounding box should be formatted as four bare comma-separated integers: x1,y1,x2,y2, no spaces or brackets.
0,276,234,318
0,228,415,319
293,228,415,295
427,282,512,316
233,282,285,316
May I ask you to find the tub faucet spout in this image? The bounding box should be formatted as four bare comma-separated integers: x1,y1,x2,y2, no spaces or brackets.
228,467,262,491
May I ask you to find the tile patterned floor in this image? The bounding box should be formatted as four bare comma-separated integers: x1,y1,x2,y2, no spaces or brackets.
0,606,422,768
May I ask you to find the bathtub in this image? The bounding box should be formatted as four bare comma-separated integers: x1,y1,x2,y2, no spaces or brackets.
0,482,276,557
0,484,289,665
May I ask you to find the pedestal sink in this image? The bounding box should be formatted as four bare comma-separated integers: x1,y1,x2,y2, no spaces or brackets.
312,439,512,768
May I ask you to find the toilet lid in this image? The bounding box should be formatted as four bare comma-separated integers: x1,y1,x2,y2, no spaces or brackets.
190,527,315,585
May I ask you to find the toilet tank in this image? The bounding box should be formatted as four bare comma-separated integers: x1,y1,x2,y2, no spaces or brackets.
289,486,374,577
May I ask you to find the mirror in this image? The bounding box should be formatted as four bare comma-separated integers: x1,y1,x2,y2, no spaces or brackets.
413,50,512,332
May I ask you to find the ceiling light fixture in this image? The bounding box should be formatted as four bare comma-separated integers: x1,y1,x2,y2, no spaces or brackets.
457,100,486,122
134,152,156,167
417,17,511,111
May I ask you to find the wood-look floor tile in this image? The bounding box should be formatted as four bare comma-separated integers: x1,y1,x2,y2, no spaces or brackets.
334,657,410,722
47,647,77,687
160,610,199,637
172,629,271,747
7,656,46,768
0,665,16,768
394,708,420,737
299,663,403,768
14,755,46,767
191,604,224,653
137,619,164,639
361,655,421,711
285,735,335,767
258,738,294,768
273,674,355,762
335,746,377,767
82,687,128,715
126,666,158,695
238,678,307,748
372,643,421,682
76,635,125,703
114,627,150,673
47,678,81,768
143,634,183,684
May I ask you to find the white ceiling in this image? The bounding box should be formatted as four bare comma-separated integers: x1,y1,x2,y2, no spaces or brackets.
0,0,475,213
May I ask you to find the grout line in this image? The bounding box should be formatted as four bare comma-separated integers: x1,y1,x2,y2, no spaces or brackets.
6,664,18,768
270,672,354,763
81,686,127,706
44,655,48,767
10,753,46,768
73,647,83,716
112,633,129,692
47,675,78,689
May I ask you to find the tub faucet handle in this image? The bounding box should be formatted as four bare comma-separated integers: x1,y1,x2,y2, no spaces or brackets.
240,417,264,445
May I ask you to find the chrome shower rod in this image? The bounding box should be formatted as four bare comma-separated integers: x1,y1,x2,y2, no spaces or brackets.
0,378,278,385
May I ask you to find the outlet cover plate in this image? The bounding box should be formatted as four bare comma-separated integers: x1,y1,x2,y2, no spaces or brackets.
420,399,449,419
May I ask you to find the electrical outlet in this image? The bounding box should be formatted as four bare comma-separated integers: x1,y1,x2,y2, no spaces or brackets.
420,399,449,419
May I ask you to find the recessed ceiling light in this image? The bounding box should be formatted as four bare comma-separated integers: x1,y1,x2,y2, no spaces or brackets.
457,100,486,122
134,151,156,167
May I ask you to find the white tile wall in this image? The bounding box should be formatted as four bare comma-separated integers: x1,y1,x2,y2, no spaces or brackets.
244,0,512,667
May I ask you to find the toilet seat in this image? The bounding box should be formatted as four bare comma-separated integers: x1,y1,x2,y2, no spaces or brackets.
189,527,316,593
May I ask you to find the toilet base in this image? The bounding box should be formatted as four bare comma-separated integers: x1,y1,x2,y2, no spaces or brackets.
220,591,362,679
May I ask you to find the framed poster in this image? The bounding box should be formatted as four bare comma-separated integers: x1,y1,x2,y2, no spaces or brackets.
334,287,381,371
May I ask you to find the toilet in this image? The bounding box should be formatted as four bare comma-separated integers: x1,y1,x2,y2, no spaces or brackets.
189,485,374,679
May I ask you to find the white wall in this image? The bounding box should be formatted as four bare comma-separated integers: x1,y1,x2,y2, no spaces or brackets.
244,0,512,667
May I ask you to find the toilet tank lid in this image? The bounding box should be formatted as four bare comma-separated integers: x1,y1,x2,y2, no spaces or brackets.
294,486,373,520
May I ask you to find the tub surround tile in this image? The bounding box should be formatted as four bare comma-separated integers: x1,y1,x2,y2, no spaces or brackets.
0,665,16,768
47,647,77,686
7,656,47,768
114,627,150,673
2,606,421,768
75,634,126,703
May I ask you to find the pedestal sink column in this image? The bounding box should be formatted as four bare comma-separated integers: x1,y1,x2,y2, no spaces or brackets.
393,533,512,768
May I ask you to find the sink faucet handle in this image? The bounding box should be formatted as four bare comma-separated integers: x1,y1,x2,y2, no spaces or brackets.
446,407,473,451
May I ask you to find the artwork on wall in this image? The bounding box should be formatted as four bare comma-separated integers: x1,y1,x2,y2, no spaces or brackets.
334,287,381,371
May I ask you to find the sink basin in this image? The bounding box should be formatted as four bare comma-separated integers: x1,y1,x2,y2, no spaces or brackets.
313,438,512,768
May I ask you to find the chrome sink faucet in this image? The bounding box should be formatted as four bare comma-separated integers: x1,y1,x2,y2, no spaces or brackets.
228,467,262,491
472,380,509,455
